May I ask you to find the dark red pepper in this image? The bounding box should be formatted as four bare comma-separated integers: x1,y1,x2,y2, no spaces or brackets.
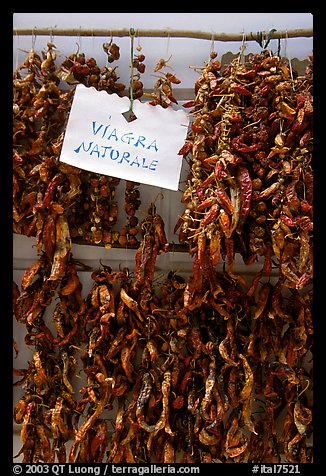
34,173,64,210
236,166,252,231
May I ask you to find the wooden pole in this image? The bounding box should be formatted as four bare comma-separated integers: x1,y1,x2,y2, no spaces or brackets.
13,27,313,41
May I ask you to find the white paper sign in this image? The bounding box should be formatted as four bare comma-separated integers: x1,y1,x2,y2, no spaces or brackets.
59,84,189,191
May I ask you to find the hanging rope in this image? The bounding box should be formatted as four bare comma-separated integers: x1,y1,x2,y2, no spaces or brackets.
122,27,137,122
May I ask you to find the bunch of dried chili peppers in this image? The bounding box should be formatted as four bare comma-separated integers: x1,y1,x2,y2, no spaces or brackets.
13,41,140,248
177,50,313,291
13,42,313,464
175,49,313,461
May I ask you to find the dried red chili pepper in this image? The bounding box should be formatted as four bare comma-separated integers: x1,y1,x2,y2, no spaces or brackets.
236,166,252,231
